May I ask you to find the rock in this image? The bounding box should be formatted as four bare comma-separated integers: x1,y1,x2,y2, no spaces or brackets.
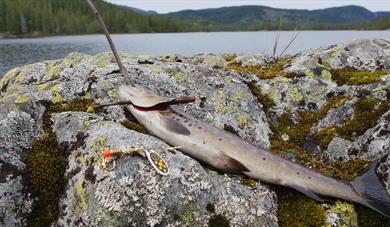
233,54,272,66
352,110,390,160
324,138,353,162
0,111,37,226
286,39,390,74
0,38,389,226
53,112,277,226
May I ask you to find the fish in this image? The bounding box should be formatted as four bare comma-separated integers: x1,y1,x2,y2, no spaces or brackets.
85,0,390,217
118,85,390,217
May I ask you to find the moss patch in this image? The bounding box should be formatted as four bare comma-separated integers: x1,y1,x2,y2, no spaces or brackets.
25,99,94,226
226,57,295,79
330,68,389,86
315,98,390,149
222,54,236,62
276,188,326,227
208,214,230,227
120,120,149,134
356,205,390,226
248,81,275,112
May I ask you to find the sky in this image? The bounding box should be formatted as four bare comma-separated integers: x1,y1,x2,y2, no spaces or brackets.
105,0,390,13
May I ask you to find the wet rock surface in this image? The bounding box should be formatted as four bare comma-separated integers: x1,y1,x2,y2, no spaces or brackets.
0,38,389,226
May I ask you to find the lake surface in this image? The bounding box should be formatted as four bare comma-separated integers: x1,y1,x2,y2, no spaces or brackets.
1,31,390,77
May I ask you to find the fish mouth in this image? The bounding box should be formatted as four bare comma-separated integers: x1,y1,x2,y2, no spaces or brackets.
118,85,143,101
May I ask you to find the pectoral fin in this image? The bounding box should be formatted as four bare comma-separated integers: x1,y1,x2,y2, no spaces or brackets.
291,185,324,202
163,117,191,135
220,155,250,174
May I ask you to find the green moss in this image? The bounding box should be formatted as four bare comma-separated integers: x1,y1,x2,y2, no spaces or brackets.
333,160,368,181
269,96,371,180
330,68,389,86
49,98,93,113
356,205,390,226
25,119,65,226
248,82,275,112
315,98,389,149
277,188,326,227
226,57,295,79
239,177,257,189
315,128,337,150
222,54,236,62
25,99,95,226
338,98,389,139
120,120,149,134
208,214,230,227
182,210,195,225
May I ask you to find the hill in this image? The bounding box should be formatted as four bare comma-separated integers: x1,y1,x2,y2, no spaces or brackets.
0,0,182,36
165,5,390,30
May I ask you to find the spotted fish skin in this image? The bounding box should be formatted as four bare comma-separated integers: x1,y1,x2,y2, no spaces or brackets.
119,85,390,217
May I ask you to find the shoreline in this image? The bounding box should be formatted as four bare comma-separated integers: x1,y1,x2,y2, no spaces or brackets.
1,28,390,39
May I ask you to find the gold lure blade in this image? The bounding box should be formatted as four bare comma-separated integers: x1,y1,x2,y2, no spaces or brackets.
145,149,170,176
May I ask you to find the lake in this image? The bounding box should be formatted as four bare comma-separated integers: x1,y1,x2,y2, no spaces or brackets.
1,30,390,78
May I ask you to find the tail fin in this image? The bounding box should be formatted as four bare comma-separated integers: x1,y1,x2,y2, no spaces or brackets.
351,160,390,217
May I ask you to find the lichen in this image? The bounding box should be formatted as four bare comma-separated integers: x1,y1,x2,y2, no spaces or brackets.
304,69,315,78
15,74,25,83
288,87,303,103
37,83,49,91
94,52,112,68
172,71,188,83
330,68,389,86
326,201,357,227
49,84,64,103
47,65,63,78
75,179,87,213
14,95,29,104
321,69,332,80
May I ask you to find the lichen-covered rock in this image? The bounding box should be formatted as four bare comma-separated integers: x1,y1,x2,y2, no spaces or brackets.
0,38,389,226
0,111,37,226
53,112,277,226
286,39,390,74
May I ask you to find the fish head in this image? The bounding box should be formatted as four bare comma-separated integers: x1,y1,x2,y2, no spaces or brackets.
118,85,174,108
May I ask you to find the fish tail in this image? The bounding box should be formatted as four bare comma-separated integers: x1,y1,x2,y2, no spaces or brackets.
350,159,390,217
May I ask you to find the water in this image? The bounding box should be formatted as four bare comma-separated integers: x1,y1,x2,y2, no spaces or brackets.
1,31,390,77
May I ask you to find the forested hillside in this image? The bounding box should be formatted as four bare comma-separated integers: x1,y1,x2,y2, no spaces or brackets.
166,5,390,31
0,1,389,37
0,0,182,36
